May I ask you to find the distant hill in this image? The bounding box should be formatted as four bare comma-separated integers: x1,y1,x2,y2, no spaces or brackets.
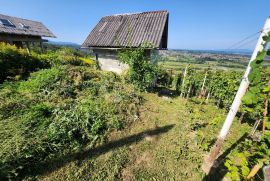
47,41,81,48
170,49,252,56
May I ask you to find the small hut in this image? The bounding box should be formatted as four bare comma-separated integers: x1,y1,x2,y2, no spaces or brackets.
82,10,169,74
0,14,56,51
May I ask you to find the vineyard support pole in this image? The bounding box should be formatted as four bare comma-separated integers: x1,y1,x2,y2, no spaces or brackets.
202,17,270,174
263,79,270,132
180,65,188,97
201,71,208,96
206,91,210,102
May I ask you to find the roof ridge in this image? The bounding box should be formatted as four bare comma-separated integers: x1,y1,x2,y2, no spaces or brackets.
104,10,168,17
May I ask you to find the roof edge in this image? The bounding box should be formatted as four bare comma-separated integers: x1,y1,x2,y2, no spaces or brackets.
0,13,43,24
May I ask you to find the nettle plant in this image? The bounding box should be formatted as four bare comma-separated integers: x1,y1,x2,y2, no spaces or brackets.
118,42,158,90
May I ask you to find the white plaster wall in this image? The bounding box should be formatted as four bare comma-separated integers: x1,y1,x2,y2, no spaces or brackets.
98,57,129,74
95,49,159,74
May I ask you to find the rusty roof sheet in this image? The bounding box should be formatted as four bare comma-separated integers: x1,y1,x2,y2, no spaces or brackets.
0,14,56,38
82,10,168,48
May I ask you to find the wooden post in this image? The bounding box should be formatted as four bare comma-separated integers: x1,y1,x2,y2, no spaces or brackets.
180,65,188,97
200,70,208,97
186,84,192,99
202,17,270,174
247,164,261,180
198,70,208,98
263,79,270,132
239,112,245,124
206,91,210,103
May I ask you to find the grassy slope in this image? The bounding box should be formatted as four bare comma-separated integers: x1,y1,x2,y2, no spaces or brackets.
39,93,250,181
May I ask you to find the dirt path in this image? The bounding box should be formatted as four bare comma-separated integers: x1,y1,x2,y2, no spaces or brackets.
40,93,249,181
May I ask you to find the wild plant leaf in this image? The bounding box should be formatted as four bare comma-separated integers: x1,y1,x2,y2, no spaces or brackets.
267,49,270,56
255,51,266,62
242,92,258,105
263,34,270,42
263,86,270,93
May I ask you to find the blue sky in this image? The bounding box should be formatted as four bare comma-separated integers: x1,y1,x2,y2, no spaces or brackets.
1,0,269,50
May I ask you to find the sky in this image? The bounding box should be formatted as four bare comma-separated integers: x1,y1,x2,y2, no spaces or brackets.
1,0,270,50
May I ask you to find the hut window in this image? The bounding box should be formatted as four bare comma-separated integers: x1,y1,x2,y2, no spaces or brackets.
0,19,14,27
99,22,108,32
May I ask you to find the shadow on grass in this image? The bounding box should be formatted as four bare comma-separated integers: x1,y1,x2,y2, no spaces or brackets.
27,124,175,179
203,133,248,181
149,86,179,98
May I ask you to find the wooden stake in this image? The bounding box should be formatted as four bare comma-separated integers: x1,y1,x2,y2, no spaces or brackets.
247,164,261,180
263,79,270,132
180,65,188,97
186,84,192,99
206,91,210,103
199,70,208,98
239,112,245,124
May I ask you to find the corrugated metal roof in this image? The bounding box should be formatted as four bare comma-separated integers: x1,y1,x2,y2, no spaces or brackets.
0,14,56,38
82,10,168,49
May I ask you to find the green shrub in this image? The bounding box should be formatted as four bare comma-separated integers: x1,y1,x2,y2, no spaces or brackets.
0,43,49,83
224,134,270,180
0,44,96,83
156,68,173,87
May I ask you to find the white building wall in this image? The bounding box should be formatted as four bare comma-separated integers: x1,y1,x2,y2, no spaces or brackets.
98,56,128,74
94,48,156,74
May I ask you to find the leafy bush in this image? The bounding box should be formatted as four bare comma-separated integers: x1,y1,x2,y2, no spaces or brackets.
118,45,158,90
0,43,96,83
0,43,50,83
224,134,270,180
33,47,96,67
156,68,173,87
0,65,140,179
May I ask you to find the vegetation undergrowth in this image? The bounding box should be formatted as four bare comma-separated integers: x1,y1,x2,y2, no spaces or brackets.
0,63,140,179
0,43,95,83
37,93,249,180
223,33,270,180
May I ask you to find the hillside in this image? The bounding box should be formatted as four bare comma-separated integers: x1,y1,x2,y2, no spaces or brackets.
159,50,270,72
0,43,269,180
